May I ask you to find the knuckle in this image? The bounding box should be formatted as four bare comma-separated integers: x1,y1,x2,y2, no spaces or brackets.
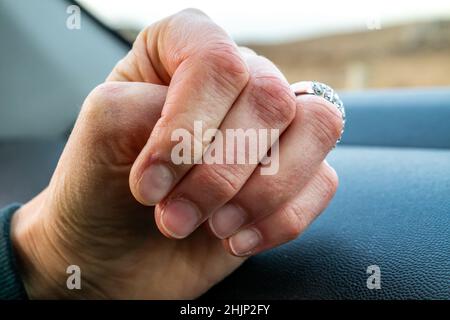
78,83,129,159
302,96,343,147
248,75,296,127
83,82,124,121
317,164,339,200
178,8,208,17
201,43,249,91
278,204,306,241
196,165,243,201
238,46,257,56
80,83,139,160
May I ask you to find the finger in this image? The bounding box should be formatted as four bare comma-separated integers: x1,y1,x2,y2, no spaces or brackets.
154,55,296,239
224,162,338,256
124,9,250,206
238,46,257,56
209,93,343,239
77,81,167,160
60,81,167,220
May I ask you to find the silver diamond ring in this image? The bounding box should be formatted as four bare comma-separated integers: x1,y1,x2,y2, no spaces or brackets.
291,81,346,144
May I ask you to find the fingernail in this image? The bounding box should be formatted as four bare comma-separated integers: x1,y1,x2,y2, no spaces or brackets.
161,199,201,239
229,228,261,256
139,164,174,205
210,204,246,239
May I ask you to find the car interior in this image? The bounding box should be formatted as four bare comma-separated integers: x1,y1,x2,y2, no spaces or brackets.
0,0,449,299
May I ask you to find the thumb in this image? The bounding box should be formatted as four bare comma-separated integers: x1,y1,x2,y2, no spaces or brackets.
47,81,168,232
70,81,168,165
14,82,170,297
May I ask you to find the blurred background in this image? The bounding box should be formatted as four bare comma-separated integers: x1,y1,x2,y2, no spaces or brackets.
78,0,450,90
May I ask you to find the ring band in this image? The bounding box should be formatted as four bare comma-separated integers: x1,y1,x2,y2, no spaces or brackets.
291,81,346,143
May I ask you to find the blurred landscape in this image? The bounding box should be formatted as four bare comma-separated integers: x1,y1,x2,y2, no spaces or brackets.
118,20,450,90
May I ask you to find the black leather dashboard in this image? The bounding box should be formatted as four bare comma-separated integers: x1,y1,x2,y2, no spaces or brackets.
204,145,450,299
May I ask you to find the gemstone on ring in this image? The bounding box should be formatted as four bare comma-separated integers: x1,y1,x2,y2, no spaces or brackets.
291,81,346,144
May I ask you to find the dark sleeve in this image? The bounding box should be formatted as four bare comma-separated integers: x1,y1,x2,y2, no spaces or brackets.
0,203,28,300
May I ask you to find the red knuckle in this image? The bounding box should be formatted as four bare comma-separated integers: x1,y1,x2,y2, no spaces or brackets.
248,75,296,127
201,43,249,90
302,96,343,147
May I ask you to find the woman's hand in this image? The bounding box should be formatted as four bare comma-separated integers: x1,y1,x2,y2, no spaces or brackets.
11,9,343,299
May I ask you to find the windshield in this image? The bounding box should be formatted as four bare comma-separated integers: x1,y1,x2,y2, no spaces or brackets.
78,0,450,90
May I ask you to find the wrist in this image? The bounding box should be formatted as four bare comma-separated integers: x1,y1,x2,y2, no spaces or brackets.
10,191,70,299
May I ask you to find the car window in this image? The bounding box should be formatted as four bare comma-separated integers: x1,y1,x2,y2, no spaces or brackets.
77,0,450,90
